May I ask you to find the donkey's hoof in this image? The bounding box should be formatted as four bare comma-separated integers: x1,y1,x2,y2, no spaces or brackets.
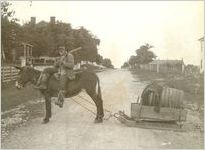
94,118,103,123
42,119,49,124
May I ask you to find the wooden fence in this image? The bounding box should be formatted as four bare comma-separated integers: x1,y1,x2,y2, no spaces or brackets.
140,63,184,73
32,59,55,66
1,66,19,83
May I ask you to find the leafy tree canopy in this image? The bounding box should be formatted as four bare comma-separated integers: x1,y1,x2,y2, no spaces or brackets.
121,62,129,68
102,58,114,68
135,43,156,64
1,2,114,68
121,43,157,68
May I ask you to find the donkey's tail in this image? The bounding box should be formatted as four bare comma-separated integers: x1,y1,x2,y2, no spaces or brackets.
96,77,102,100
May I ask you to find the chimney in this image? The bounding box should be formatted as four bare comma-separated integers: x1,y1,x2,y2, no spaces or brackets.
50,16,56,24
30,17,36,24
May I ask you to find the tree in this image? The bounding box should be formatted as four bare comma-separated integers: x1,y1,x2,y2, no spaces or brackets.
102,58,114,68
1,1,20,63
121,43,156,68
1,2,102,64
96,54,103,65
21,21,100,63
72,27,100,63
121,62,130,68
128,55,138,67
185,64,200,75
135,43,156,64
1,1,18,22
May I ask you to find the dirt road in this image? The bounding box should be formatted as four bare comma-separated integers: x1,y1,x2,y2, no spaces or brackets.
1,69,203,149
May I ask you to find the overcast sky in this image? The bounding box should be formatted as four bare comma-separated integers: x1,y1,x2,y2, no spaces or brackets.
10,1,204,68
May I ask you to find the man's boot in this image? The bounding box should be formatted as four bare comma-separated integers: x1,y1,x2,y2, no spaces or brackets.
55,90,65,108
34,73,49,90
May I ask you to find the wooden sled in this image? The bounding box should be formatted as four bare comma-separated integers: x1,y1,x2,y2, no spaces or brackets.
117,110,187,132
117,102,187,132
117,84,188,131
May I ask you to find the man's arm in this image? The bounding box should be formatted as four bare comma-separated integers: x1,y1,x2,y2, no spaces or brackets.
63,53,74,69
54,57,61,67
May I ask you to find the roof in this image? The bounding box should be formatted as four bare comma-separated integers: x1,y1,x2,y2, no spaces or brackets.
39,56,56,60
21,42,33,47
149,59,184,65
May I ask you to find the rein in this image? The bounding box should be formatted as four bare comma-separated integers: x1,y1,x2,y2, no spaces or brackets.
71,92,120,120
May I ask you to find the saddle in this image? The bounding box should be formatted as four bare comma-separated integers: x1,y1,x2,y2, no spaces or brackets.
53,69,84,81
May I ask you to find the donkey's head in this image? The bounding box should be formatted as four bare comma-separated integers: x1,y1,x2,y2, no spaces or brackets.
15,66,39,89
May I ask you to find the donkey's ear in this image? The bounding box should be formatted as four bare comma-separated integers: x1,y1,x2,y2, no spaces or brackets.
14,65,23,71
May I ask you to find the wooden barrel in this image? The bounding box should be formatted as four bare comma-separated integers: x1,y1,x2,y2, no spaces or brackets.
161,87,184,108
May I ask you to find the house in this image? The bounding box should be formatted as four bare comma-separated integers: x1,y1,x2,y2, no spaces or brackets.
19,42,34,66
198,37,204,73
140,59,185,73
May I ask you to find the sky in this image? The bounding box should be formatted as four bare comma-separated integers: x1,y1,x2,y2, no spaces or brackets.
9,1,204,68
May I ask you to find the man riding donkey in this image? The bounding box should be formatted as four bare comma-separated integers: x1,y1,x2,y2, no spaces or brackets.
35,46,75,108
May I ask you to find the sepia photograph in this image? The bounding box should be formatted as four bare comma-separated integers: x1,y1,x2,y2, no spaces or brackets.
1,0,204,149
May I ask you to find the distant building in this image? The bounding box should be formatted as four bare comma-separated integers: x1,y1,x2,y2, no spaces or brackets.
29,16,56,25
19,42,34,66
140,59,185,73
50,16,56,24
198,37,204,73
30,17,36,25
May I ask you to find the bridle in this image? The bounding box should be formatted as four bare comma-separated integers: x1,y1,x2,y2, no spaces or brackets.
15,69,41,88
30,72,41,85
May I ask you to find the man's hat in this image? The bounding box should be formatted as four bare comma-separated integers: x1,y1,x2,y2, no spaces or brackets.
58,46,66,51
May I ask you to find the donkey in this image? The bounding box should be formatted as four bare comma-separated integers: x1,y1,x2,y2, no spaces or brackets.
15,66,104,124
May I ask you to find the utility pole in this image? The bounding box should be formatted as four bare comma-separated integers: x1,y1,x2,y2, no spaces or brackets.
11,29,16,63
29,1,32,7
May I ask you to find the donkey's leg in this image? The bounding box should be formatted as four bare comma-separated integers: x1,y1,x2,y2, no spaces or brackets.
86,90,104,123
42,94,52,124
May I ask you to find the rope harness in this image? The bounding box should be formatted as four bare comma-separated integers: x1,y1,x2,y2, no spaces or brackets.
70,92,120,120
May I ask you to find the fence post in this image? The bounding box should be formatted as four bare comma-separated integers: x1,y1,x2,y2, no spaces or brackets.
157,63,159,73
9,66,12,81
2,68,4,82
